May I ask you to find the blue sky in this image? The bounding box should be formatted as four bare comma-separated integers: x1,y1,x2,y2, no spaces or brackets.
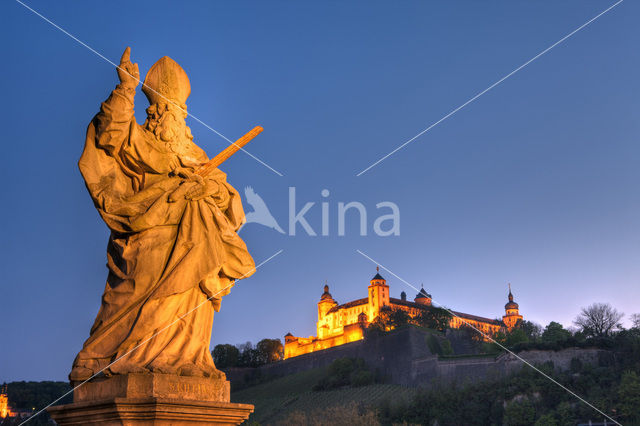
1,0,638,382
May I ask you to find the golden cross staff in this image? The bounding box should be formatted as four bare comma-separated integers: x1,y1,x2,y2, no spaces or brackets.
196,126,264,176
167,126,263,202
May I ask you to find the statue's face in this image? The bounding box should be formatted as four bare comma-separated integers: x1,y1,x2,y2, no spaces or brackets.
144,102,193,143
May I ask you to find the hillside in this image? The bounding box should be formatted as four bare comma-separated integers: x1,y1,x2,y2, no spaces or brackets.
231,367,417,424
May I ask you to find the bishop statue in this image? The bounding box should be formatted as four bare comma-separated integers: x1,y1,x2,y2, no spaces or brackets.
70,47,255,383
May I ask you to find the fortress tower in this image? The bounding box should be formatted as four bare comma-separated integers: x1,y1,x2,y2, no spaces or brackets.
367,267,389,321
317,284,337,339
414,286,432,306
502,284,523,330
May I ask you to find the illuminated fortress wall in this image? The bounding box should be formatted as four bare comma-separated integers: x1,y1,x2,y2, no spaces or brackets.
284,269,523,359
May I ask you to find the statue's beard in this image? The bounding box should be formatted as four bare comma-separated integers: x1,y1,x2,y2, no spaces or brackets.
145,110,192,143
144,104,193,144
144,104,199,166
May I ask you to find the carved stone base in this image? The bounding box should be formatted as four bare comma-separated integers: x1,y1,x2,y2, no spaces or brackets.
48,374,253,425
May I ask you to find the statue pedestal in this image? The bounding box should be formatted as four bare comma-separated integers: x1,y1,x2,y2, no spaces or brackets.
47,373,253,425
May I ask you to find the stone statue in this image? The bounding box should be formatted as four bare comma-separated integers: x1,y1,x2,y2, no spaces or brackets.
70,47,255,383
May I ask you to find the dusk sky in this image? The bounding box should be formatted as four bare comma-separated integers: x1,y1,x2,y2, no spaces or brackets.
1,0,638,382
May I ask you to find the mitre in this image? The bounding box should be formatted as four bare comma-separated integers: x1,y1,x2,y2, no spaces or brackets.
142,56,191,105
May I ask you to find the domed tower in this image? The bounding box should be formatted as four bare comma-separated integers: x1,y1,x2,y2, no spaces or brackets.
502,283,523,330
368,267,390,321
317,284,337,338
414,286,432,306
318,284,336,318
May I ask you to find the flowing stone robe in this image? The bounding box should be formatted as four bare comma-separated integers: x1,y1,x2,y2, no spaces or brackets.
70,83,255,381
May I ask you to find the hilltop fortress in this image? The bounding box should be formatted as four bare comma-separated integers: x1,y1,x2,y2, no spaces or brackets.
284,269,522,359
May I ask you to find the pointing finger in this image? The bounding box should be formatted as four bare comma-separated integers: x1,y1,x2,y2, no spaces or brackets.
120,46,131,64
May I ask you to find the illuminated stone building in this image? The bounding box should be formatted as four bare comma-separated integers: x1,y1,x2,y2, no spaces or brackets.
284,268,523,359
0,385,15,419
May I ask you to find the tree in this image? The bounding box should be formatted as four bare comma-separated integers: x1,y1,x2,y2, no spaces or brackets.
630,313,640,329
518,320,542,342
573,303,624,338
212,344,239,369
533,413,556,426
553,402,576,425
493,325,529,349
236,341,260,367
618,370,640,422
414,306,452,332
256,338,284,364
503,399,535,426
541,321,571,345
366,306,452,335
366,307,408,334
366,316,387,335
504,328,529,347
388,307,411,328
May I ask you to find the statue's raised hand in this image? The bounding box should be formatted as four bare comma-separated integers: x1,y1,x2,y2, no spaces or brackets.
117,47,140,89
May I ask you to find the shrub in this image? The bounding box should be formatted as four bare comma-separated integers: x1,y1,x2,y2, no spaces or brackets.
313,357,377,391
503,399,535,426
426,334,442,355
534,413,557,426
350,370,374,387
440,339,454,356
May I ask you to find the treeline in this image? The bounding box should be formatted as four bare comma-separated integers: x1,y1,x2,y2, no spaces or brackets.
211,338,283,369
490,302,638,353
366,304,452,334
366,301,640,358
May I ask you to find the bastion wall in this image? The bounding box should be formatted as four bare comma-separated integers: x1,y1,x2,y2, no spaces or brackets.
225,327,606,388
